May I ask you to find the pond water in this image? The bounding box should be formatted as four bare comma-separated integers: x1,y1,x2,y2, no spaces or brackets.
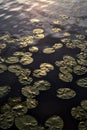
0,0,87,130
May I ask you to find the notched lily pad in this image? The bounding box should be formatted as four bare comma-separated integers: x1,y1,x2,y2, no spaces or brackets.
56,88,76,99
6,57,19,64
77,77,87,87
0,64,7,73
0,86,11,98
73,65,87,75
33,80,51,91
15,115,38,130
78,121,87,130
45,115,64,130
0,112,14,129
59,72,73,82
43,47,55,54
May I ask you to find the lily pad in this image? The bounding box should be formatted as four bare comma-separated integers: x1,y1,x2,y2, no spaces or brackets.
33,28,44,34
8,65,22,75
77,77,87,87
29,46,39,52
33,69,47,78
56,88,76,99
21,86,39,98
71,106,87,120
43,47,55,54
15,115,38,130
81,100,87,111
78,121,87,130
45,115,64,130
12,104,28,117
0,64,7,73
0,112,14,129
59,72,73,82
0,86,11,98
40,63,54,72
20,56,33,65
33,80,51,91
52,43,63,50
26,98,38,109
6,57,19,64
73,65,87,75
18,75,33,85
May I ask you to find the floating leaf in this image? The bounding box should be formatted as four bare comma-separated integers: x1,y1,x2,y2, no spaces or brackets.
26,98,38,109
0,43,6,49
29,46,39,52
71,106,87,120
52,28,62,33
81,100,87,111
0,112,14,129
78,121,87,130
59,72,73,82
21,86,39,98
18,75,33,85
6,57,19,64
0,86,11,98
12,104,28,117
43,47,55,54
0,64,7,73
20,56,33,65
40,63,54,72
52,43,63,50
33,28,44,34
30,18,40,23
8,65,22,75
77,77,87,87
15,115,38,130
73,65,87,75
33,69,47,78
33,80,51,91
45,115,64,130
56,88,76,99
59,66,72,74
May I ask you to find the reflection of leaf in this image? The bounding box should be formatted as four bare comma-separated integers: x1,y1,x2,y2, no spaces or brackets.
45,115,64,130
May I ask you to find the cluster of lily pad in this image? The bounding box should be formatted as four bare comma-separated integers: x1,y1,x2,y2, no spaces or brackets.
33,63,54,78
0,96,64,130
71,100,87,130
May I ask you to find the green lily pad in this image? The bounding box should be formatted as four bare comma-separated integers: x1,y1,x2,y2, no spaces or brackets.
0,112,14,129
43,47,55,54
33,80,51,91
45,115,64,130
59,72,73,82
21,86,39,98
33,69,47,78
0,64,7,73
12,104,28,117
73,65,87,75
71,106,87,120
20,56,33,65
18,75,33,85
8,65,22,75
26,98,38,109
52,43,63,50
15,115,38,130
77,77,87,87
6,56,19,64
81,100,87,111
29,46,39,52
0,86,11,98
57,88,76,99
78,120,87,130
40,63,54,72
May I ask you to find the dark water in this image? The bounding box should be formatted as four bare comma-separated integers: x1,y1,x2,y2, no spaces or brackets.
0,0,87,130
